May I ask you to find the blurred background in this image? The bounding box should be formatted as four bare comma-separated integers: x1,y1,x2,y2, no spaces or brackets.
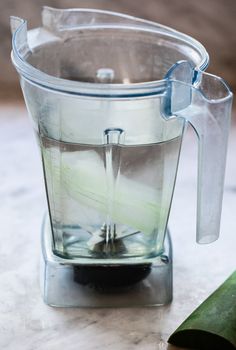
1,0,236,103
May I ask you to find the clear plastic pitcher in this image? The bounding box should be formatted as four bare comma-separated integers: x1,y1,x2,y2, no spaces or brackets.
11,8,232,265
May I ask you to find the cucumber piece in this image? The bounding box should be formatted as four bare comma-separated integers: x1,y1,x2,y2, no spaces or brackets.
168,271,236,349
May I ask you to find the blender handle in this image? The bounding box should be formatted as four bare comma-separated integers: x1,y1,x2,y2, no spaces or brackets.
187,73,232,243
166,62,232,243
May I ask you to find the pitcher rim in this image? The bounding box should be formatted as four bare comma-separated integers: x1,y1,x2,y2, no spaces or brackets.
11,8,210,97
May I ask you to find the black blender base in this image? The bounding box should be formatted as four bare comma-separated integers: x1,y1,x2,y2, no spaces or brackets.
40,217,173,307
73,263,152,290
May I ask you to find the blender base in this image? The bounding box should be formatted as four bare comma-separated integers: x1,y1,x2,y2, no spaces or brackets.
40,217,173,307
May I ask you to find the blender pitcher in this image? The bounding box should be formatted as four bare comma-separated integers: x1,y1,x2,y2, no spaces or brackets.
11,7,232,307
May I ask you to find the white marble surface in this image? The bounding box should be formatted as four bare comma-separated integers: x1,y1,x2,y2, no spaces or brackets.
1,103,236,350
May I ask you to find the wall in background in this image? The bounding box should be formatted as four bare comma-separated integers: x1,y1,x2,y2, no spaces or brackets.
1,0,235,100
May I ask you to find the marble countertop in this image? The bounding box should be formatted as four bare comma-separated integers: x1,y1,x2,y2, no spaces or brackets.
1,103,236,350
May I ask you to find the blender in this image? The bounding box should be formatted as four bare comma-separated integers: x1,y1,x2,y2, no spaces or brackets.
11,7,232,307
